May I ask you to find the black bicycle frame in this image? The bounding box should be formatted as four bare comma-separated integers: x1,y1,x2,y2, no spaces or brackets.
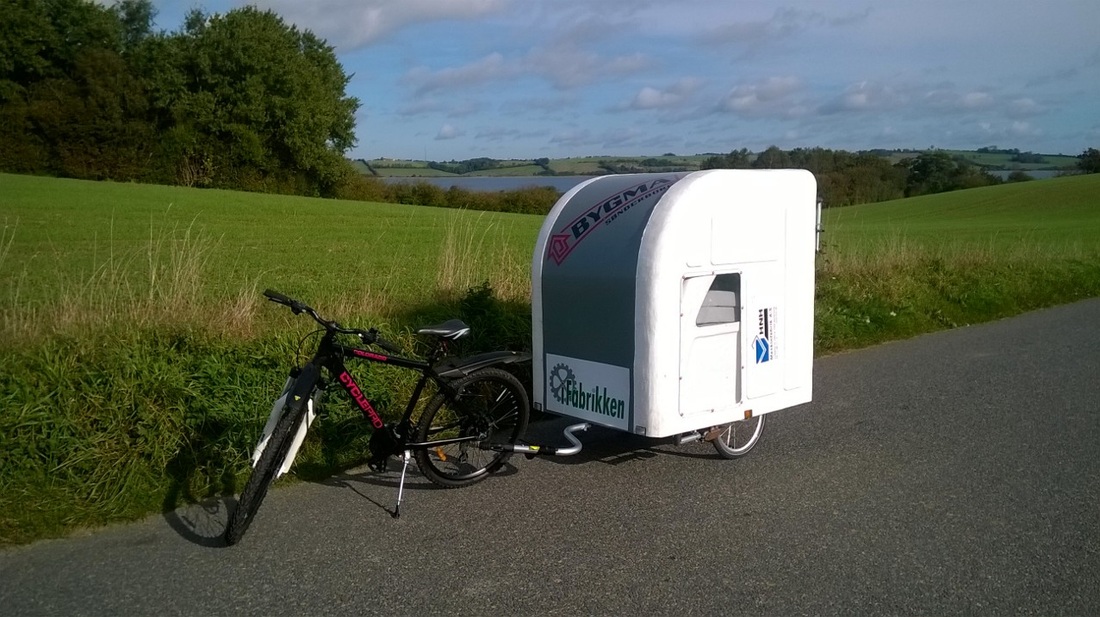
304,329,443,432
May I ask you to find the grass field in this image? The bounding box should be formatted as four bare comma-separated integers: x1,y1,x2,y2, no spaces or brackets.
882,150,1079,170
826,174,1100,248
466,164,547,176
1,171,1098,545
365,155,714,177
0,174,539,330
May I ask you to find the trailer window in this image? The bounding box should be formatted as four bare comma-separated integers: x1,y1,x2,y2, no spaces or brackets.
696,273,740,326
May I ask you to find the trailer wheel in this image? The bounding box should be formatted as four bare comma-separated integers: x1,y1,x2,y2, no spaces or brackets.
712,415,765,458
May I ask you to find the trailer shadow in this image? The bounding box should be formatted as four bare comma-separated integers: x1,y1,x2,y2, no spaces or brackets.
521,416,719,466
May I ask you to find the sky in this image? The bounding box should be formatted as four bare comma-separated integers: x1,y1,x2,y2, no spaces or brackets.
143,0,1100,161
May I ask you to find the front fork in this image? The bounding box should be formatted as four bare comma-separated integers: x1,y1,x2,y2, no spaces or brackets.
251,372,323,478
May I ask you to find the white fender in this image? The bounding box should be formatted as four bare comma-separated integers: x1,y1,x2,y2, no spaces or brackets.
251,376,318,478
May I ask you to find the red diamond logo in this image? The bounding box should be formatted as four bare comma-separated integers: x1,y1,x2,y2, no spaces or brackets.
549,234,571,265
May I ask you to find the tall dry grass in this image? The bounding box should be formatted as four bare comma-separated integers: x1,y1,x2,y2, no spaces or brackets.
435,211,530,302
0,217,270,343
814,235,1100,353
1,212,534,345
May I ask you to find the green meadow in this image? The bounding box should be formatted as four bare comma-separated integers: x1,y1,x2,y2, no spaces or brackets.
0,173,539,331
1,171,1098,545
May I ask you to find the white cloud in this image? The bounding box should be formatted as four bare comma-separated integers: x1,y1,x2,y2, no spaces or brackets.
404,52,515,95
526,47,649,90
701,7,871,47
549,129,593,148
960,92,994,109
404,47,650,94
1007,98,1042,118
628,78,702,110
924,89,994,111
821,81,906,114
721,76,802,116
1009,121,1041,137
253,0,509,49
435,124,465,140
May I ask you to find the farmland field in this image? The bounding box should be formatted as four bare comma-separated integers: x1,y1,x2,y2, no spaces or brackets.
0,173,540,320
826,173,1100,249
1,170,1098,545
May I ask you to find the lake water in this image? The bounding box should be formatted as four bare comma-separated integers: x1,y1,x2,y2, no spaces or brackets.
382,170,1070,193
381,175,593,193
987,170,1065,180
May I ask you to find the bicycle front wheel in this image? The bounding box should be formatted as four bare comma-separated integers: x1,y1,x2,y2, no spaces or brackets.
712,414,766,459
224,397,308,546
414,368,529,488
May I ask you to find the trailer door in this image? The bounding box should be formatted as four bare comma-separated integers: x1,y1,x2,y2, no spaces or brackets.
679,272,742,418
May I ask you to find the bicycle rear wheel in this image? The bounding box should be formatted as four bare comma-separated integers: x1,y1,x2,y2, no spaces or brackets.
224,396,308,546
712,414,765,459
414,368,529,488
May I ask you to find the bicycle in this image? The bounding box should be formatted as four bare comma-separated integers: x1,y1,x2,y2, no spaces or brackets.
224,290,531,546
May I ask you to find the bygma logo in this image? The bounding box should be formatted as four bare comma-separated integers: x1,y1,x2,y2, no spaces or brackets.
548,178,674,264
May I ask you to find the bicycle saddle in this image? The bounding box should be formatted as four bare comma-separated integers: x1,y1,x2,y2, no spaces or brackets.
417,319,471,340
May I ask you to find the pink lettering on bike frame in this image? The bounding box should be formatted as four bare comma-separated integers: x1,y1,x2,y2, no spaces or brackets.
338,371,384,429
352,349,388,362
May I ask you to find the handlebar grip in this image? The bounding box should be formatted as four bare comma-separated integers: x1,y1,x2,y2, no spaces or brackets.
263,289,294,305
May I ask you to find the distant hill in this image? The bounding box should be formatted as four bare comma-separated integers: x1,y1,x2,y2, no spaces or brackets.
357,148,1080,178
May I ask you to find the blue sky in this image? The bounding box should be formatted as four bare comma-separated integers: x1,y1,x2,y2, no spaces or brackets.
145,0,1099,161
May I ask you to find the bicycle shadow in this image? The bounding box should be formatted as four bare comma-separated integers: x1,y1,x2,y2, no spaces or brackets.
159,407,243,548
312,455,524,516
160,451,234,547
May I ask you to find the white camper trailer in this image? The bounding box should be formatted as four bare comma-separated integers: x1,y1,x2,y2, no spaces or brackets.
532,169,817,451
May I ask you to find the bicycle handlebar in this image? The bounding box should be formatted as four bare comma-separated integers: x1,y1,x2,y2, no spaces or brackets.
263,289,401,353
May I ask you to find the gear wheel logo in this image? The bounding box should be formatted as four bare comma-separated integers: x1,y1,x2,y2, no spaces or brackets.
548,363,575,404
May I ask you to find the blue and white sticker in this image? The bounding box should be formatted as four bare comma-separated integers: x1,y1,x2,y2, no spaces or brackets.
754,307,778,363
754,336,771,363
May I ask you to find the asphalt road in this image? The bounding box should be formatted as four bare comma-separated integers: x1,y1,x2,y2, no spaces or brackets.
2,300,1098,616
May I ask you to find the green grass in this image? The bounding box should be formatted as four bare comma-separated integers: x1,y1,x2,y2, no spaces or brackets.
1,171,1099,546
0,173,539,320
941,150,1080,170
814,174,1100,352
825,174,1100,249
466,165,547,176
367,167,458,177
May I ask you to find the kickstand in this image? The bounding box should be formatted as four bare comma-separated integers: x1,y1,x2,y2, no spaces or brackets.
393,450,411,519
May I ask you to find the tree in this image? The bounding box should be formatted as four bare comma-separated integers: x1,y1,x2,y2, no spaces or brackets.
0,0,154,178
898,151,999,196
1077,148,1100,174
112,0,156,51
143,6,359,193
700,147,750,170
752,145,791,169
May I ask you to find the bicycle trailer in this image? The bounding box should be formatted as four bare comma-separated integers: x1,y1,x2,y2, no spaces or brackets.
530,169,819,443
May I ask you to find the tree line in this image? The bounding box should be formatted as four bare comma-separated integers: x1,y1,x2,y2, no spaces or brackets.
701,146,1011,206
1,0,358,196
704,146,1099,206
2,1,1095,213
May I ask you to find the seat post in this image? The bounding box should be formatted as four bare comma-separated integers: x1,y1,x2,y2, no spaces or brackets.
425,338,447,366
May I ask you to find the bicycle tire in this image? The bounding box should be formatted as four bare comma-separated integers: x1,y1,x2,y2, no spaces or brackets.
414,368,529,488
224,395,309,546
712,414,765,459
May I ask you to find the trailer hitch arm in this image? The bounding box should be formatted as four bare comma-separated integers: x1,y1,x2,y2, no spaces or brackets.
481,422,591,458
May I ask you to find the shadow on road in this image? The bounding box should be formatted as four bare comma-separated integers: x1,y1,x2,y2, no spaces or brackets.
162,499,230,548
521,417,719,465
